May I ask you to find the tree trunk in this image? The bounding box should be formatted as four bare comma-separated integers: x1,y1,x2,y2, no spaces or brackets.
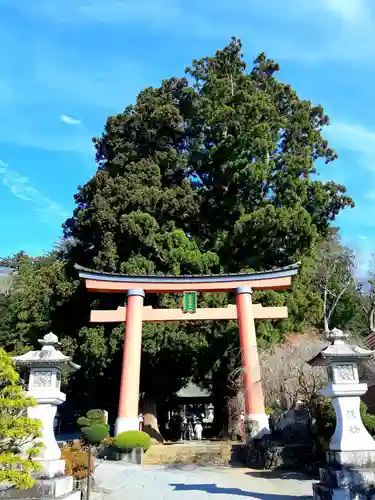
227,390,244,440
141,397,164,442
323,285,329,333
211,389,231,439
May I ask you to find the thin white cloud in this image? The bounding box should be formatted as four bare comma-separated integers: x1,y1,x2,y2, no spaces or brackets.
323,121,375,223
0,0,373,159
322,0,369,24
351,239,375,279
324,119,375,251
60,114,81,126
0,11,144,153
325,121,375,159
2,0,179,25
5,0,370,27
8,0,374,64
0,160,69,223
238,0,375,63
0,116,93,154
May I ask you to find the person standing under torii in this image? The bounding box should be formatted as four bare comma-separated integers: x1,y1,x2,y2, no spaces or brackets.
194,420,203,441
179,414,187,441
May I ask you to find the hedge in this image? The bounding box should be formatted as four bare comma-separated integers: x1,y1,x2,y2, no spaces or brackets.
114,431,151,452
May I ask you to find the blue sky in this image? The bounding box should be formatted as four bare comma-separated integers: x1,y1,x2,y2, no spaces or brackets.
0,0,375,274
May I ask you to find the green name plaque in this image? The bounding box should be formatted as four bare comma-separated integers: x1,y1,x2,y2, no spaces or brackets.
183,291,197,313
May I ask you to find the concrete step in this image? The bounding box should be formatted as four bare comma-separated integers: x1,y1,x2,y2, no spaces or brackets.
143,441,234,465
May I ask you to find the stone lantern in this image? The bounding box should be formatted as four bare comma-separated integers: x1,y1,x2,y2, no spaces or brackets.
309,328,375,500
13,332,80,481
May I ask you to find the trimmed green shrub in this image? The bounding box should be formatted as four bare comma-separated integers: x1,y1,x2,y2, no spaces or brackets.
114,431,151,453
76,409,106,432
81,424,109,445
86,409,105,423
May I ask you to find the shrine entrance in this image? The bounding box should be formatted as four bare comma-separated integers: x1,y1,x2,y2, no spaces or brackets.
76,263,299,439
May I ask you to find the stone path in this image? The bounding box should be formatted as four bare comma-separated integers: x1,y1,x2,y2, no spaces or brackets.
93,461,314,500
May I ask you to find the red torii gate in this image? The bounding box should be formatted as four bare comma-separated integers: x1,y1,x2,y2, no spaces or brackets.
76,263,299,439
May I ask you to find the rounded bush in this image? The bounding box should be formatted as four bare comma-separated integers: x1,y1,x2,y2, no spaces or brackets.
114,431,151,452
81,424,109,445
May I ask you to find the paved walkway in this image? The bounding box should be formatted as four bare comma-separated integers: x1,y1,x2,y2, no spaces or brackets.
93,461,314,500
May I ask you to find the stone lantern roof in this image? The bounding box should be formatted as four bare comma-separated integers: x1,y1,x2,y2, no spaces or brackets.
13,332,80,373
308,328,374,367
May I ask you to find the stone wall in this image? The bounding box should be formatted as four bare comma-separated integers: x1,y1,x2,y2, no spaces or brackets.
231,439,322,475
231,407,324,475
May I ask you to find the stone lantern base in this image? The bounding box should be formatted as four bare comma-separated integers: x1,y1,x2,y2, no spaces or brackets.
0,476,81,500
314,450,375,500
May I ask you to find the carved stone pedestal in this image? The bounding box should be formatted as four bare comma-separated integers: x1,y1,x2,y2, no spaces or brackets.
314,451,375,500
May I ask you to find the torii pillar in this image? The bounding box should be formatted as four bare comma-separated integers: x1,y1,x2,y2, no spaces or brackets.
115,289,145,435
236,287,269,438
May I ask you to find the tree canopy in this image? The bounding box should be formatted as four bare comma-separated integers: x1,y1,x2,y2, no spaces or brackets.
65,38,352,273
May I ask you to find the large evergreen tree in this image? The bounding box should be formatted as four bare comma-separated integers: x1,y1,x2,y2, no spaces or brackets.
66,38,352,273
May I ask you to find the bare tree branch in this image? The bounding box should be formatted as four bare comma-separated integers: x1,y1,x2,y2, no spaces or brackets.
315,236,357,332
327,277,352,325
229,331,328,415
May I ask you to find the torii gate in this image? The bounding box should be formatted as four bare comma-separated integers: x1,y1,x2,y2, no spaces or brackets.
76,263,299,438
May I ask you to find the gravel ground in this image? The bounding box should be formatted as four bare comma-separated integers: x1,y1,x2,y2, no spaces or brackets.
92,461,315,500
